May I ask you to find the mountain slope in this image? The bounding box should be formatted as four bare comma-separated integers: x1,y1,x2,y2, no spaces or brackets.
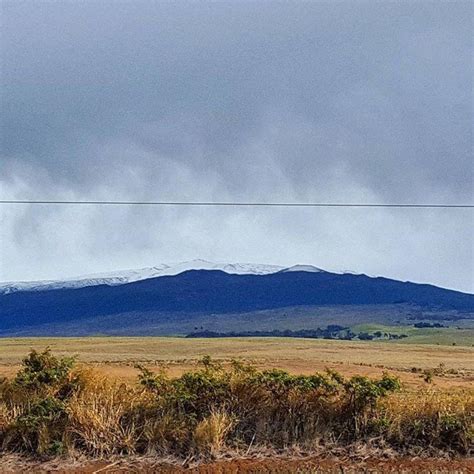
0,270,472,334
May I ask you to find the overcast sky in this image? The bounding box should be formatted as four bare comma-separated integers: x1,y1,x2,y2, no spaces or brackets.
1,1,473,292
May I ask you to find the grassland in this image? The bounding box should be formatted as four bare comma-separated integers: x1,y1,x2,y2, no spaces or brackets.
0,337,472,389
0,348,472,463
0,340,472,471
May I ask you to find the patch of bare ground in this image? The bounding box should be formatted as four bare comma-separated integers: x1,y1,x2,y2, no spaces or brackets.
1,453,473,473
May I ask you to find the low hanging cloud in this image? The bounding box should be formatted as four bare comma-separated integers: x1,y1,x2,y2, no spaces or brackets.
1,1,472,292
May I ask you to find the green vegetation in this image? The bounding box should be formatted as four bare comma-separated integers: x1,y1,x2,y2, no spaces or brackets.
185,323,474,346
186,325,408,341
1,349,472,460
351,324,474,346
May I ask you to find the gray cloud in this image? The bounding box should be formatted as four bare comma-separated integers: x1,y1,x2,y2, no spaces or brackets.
1,1,473,291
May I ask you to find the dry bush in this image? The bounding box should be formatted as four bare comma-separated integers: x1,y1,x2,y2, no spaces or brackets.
140,412,190,455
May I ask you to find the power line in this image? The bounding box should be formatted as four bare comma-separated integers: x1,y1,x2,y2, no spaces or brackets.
0,200,473,208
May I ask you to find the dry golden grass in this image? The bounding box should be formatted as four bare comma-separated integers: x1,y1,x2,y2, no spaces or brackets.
379,390,474,453
0,337,472,389
66,375,146,456
0,348,472,465
194,410,235,456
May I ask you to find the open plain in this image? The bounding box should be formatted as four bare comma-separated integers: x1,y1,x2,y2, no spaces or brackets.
0,336,473,389
0,337,473,472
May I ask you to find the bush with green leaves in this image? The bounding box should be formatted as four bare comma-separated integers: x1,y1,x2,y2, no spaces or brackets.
135,358,401,448
13,348,79,397
342,373,401,435
1,348,82,454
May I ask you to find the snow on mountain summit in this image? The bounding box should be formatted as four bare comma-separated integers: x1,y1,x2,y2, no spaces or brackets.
281,264,325,273
0,260,286,294
155,259,284,277
1,261,352,295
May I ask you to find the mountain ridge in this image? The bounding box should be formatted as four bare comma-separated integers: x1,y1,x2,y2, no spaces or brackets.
0,269,472,335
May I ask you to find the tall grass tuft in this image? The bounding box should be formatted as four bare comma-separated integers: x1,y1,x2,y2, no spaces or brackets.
194,410,235,456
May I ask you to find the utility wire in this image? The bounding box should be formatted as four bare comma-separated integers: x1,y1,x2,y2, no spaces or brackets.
0,200,473,208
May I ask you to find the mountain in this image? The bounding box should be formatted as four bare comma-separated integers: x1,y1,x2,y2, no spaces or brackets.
0,260,285,294
0,268,472,336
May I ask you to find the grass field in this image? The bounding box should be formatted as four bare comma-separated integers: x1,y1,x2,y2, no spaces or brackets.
0,337,472,389
1,338,472,470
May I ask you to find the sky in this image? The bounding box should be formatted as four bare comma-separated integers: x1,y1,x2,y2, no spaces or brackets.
1,1,473,292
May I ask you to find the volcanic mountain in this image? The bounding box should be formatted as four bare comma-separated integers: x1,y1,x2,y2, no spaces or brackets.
0,261,472,336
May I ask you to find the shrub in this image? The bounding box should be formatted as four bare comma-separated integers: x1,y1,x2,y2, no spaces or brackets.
13,396,67,454
342,373,401,436
12,348,79,400
0,348,86,454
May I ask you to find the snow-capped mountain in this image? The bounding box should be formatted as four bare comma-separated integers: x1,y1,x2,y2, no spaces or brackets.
1,265,473,336
0,260,286,294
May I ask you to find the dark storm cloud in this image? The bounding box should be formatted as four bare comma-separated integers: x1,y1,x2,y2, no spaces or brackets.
1,1,473,291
